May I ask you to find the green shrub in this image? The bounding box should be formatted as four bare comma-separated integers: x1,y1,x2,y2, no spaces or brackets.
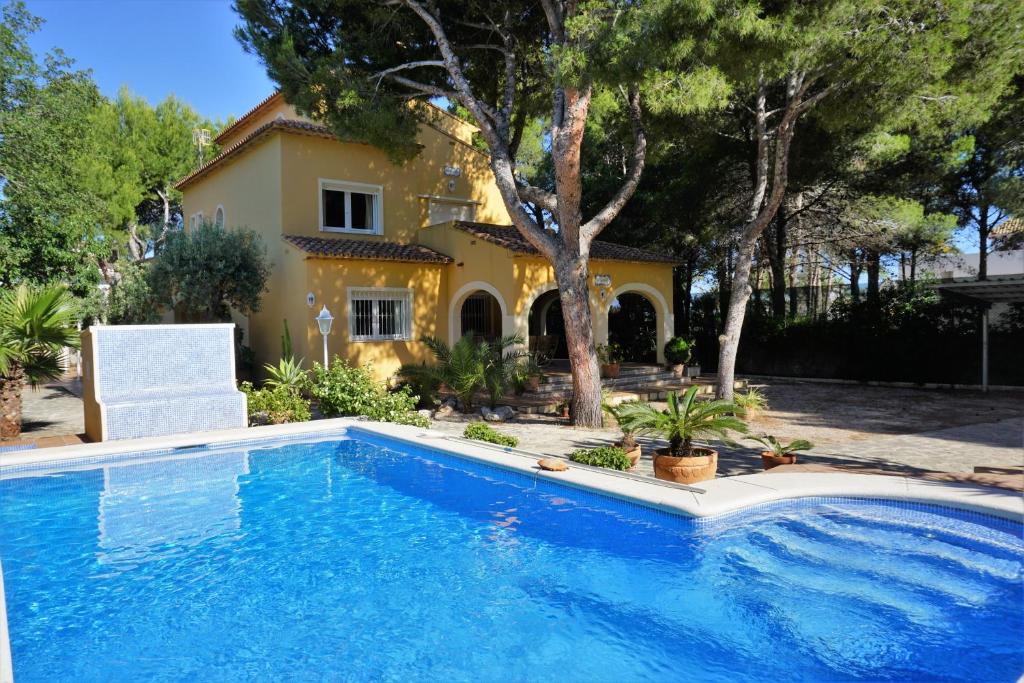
663,337,693,365
400,334,525,410
569,446,632,470
463,422,519,447
309,360,428,427
241,382,311,425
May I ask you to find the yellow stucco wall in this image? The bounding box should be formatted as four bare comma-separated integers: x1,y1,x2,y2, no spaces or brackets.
181,136,284,357
301,256,446,379
216,95,295,148
278,127,509,244
181,95,676,380
417,222,676,361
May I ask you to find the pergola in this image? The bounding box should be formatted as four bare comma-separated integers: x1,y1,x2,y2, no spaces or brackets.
935,274,1024,391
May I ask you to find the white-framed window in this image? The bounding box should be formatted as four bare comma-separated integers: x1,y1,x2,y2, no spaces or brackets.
214,205,225,229
319,179,383,234
189,212,203,231
348,287,413,341
428,198,477,225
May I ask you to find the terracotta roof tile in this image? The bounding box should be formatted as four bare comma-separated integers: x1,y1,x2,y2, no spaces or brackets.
451,222,682,264
283,234,453,264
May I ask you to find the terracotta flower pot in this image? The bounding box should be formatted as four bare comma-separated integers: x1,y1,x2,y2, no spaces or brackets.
761,451,797,470
601,362,621,379
618,442,642,468
525,376,541,392
670,364,685,378
653,447,718,484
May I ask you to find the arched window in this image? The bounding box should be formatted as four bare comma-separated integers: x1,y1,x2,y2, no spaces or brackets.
214,206,225,229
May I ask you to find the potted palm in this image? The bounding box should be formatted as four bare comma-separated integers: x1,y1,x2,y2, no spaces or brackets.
0,285,79,438
663,337,693,378
616,385,747,484
521,353,544,392
747,434,814,470
597,343,622,379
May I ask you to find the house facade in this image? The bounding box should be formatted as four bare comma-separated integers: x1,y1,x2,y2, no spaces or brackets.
176,93,677,379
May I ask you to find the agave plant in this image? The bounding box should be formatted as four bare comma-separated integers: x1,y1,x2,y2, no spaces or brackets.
401,333,524,411
263,356,307,393
747,434,813,456
615,385,748,457
0,284,79,438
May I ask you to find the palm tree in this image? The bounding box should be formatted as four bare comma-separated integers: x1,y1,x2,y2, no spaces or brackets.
0,285,80,438
401,333,524,411
615,385,747,457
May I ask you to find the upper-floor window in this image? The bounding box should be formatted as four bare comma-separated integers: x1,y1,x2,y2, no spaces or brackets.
320,179,383,235
189,212,203,231
214,206,225,229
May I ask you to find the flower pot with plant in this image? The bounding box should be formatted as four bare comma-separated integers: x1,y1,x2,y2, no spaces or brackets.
747,434,814,470
596,343,623,379
663,337,693,378
733,387,768,420
616,386,747,484
520,353,544,392
602,392,642,468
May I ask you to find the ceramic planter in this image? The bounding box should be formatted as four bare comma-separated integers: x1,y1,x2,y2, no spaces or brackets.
600,362,621,379
669,364,685,378
524,376,541,392
653,447,718,484
761,451,797,470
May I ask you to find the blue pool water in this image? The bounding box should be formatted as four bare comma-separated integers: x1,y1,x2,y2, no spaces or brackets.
0,430,1021,682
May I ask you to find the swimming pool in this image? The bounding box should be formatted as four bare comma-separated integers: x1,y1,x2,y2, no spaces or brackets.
0,429,1021,682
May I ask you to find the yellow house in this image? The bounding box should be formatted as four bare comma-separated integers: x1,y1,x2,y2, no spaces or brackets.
176,93,678,380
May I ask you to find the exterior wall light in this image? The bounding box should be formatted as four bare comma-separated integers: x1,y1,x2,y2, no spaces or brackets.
315,306,334,369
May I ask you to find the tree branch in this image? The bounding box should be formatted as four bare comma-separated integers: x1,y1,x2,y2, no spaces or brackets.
400,0,560,259
581,87,646,242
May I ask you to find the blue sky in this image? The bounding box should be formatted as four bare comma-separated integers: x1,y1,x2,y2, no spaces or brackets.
24,0,275,122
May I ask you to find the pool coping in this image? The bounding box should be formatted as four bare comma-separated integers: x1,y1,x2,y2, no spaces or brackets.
0,418,1022,680
2,418,1021,524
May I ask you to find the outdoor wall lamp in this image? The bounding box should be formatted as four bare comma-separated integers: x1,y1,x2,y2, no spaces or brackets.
315,305,334,369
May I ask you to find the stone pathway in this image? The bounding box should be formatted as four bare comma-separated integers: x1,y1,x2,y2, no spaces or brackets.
0,383,86,449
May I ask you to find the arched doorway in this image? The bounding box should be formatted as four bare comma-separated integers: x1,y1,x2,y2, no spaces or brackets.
608,292,658,363
527,289,566,360
460,291,503,341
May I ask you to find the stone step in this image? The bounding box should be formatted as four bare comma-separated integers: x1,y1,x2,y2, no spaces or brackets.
509,376,748,415
531,371,682,395
538,364,674,386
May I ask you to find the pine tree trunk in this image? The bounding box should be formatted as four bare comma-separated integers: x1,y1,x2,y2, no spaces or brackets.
978,206,989,281
768,214,787,319
866,250,881,302
554,259,603,427
0,365,26,439
850,259,862,303
716,234,758,401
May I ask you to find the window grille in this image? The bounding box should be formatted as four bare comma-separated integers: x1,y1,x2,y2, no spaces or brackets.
349,289,412,341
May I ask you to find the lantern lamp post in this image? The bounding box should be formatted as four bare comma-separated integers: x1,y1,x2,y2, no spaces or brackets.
315,305,334,369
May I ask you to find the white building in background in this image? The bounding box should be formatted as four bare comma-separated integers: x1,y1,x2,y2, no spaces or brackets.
914,249,1024,280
